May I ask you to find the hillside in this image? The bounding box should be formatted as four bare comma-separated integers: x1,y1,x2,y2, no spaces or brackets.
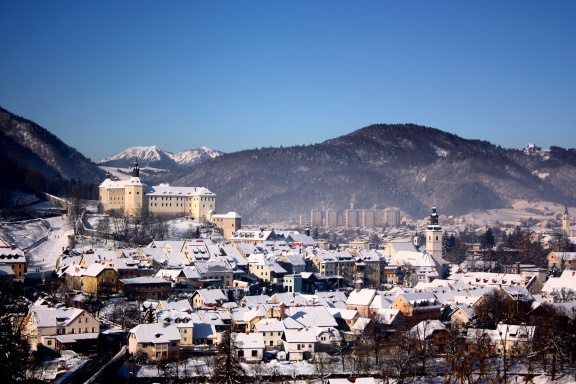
0,107,105,204
0,107,105,183
172,124,576,224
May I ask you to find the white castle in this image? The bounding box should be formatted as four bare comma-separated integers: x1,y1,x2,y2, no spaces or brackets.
98,160,215,222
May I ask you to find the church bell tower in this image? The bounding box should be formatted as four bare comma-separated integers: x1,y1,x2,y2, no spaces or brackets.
426,206,443,275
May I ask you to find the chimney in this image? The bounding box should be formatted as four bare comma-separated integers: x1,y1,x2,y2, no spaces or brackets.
280,303,286,320
515,261,520,275
11,244,15,250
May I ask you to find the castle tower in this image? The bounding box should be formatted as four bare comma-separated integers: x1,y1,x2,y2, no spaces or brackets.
124,159,147,217
426,206,443,275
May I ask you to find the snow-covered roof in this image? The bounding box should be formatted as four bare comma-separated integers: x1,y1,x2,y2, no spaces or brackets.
158,299,192,312
254,318,285,333
32,307,85,328
146,185,215,197
120,276,170,285
235,332,265,349
283,306,338,329
211,211,241,219
193,288,227,304
83,263,115,277
410,319,446,340
375,308,402,325
284,328,317,343
346,288,377,307
129,323,181,343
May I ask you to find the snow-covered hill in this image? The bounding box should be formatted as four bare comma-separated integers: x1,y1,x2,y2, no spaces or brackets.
98,145,223,171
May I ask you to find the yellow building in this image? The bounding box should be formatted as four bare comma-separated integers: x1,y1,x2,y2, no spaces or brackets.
0,245,27,283
98,160,217,222
81,263,119,296
208,211,242,240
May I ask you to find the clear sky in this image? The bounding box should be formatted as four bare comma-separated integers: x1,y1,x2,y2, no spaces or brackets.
1,1,574,162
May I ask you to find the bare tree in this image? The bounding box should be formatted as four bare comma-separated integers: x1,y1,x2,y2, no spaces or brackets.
383,324,417,384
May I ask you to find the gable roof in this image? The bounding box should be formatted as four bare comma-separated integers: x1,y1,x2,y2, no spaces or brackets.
347,289,377,307
129,323,181,343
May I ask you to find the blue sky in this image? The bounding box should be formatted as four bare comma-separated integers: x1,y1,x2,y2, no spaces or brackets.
1,1,574,162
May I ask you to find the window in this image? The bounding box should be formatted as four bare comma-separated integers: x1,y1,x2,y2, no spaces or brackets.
251,350,258,357
47,340,52,346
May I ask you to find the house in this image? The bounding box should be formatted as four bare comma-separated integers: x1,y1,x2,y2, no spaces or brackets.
495,323,537,356
541,270,576,303
283,328,316,361
391,292,442,323
128,323,181,361
249,255,288,288
346,288,377,318
448,304,476,331
235,332,265,363
208,211,242,241
547,251,576,270
156,310,194,348
191,288,227,309
23,305,100,352
0,264,16,288
81,263,119,296
0,245,27,283
120,276,172,300
253,317,285,350
410,320,449,352
63,264,86,291
195,261,234,288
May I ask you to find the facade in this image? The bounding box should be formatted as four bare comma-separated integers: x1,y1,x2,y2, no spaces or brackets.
128,323,181,361
208,211,242,240
99,161,216,222
0,245,27,283
120,277,172,300
235,332,265,363
304,208,401,228
391,292,442,323
81,264,119,296
23,305,100,351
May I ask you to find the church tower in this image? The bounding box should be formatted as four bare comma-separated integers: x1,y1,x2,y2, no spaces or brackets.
426,206,443,275
124,159,147,217
562,204,571,236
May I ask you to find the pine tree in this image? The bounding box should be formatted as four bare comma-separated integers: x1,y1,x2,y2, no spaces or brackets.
0,291,30,383
212,328,245,384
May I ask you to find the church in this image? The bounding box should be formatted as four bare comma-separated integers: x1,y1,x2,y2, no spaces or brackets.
98,160,216,222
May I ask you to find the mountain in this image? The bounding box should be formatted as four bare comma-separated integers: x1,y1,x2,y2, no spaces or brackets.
0,106,105,197
171,124,576,224
98,145,223,171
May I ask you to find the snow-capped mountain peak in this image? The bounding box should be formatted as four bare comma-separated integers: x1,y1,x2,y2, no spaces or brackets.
98,145,223,170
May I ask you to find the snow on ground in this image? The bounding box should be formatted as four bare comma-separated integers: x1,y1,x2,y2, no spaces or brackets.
461,200,567,227
0,219,51,250
0,211,206,274
26,216,72,272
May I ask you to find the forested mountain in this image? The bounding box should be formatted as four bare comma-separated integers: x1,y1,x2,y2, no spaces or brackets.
2,106,574,225
172,124,576,224
0,107,105,204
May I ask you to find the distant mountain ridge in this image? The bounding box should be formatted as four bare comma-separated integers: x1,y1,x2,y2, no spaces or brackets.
98,145,223,171
171,124,576,224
